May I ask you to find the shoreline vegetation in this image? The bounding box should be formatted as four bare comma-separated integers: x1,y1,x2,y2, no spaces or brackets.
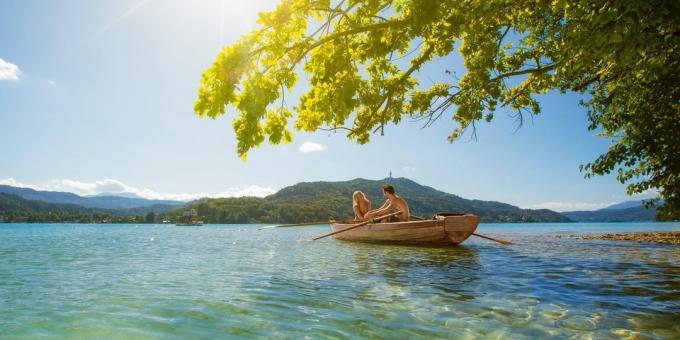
1,178,670,224
1,178,571,224
582,232,680,245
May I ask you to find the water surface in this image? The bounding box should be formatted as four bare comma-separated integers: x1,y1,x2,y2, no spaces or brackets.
1,222,679,338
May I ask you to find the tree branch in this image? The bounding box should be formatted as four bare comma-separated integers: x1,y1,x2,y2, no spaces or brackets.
348,44,436,138
490,64,557,82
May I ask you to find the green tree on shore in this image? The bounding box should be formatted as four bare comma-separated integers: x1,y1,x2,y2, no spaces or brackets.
145,212,156,224
195,0,680,218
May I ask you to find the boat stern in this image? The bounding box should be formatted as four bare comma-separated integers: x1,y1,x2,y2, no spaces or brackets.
442,214,480,244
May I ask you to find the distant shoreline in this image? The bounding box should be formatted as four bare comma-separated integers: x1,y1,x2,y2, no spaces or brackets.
0,220,671,224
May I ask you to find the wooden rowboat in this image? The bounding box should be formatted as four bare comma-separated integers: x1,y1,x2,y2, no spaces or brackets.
330,213,480,246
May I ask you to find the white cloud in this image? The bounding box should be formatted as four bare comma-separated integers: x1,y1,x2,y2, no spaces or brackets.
631,188,659,198
42,179,130,196
0,178,276,201
0,178,24,187
299,142,328,153
522,201,612,212
0,58,20,80
401,166,416,172
216,185,276,198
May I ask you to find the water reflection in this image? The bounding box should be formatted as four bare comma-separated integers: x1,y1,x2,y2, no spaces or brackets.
348,243,480,300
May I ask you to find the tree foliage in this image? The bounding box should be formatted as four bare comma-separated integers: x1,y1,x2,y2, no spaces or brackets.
195,0,680,218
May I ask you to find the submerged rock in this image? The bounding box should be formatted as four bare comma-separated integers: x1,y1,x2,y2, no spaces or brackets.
582,232,680,245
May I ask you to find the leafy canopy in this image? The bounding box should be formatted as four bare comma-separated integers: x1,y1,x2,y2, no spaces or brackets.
195,0,680,218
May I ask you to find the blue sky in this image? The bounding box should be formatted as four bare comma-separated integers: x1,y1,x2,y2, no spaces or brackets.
0,0,655,210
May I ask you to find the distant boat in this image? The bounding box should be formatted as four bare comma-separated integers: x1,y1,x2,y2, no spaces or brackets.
176,221,203,226
330,213,480,246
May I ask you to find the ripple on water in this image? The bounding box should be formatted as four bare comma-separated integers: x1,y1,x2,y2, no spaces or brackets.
1,223,680,338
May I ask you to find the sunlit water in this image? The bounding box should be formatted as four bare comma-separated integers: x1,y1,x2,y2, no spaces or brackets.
1,222,680,339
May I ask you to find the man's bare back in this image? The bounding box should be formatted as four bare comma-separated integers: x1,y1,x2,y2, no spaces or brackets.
388,196,410,222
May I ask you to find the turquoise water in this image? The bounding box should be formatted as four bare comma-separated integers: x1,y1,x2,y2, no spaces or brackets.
1,222,680,339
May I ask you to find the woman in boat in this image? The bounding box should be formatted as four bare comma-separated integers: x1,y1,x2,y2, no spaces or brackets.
352,191,372,221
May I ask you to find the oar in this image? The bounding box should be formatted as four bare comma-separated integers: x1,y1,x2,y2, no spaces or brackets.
312,211,402,241
471,232,512,245
257,220,334,230
410,214,512,245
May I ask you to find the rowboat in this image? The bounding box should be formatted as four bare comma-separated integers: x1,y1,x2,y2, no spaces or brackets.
330,213,480,246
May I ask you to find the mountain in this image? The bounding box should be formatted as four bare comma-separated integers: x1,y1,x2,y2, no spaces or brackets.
0,192,184,223
601,199,664,211
0,192,105,214
0,185,183,210
0,192,120,222
603,200,644,210
189,177,571,223
562,199,664,222
562,202,658,222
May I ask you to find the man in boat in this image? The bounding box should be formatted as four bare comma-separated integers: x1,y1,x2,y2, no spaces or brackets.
364,184,410,222
352,191,372,221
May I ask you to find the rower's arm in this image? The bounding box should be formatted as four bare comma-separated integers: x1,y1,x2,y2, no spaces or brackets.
372,200,394,215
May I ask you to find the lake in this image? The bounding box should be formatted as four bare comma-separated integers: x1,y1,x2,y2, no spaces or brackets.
1,222,679,338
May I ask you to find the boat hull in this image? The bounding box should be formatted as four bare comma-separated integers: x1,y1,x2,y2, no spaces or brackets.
330,214,480,246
